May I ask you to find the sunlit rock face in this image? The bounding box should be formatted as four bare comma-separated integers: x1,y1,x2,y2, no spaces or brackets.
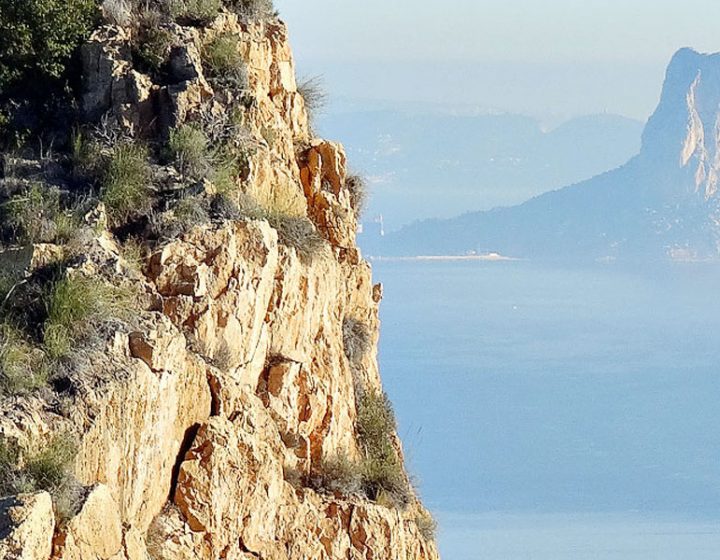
642,48,720,199
0,9,439,560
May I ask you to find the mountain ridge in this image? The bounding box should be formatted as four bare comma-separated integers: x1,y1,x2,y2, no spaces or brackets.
320,109,643,229
368,48,720,261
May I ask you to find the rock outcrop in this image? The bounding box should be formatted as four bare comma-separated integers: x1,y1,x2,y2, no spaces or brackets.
0,493,55,560
0,7,438,560
642,48,720,199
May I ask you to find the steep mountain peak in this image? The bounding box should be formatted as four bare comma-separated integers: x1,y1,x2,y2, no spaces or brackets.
373,48,720,261
642,48,720,198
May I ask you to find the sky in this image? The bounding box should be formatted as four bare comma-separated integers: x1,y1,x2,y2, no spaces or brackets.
274,0,720,120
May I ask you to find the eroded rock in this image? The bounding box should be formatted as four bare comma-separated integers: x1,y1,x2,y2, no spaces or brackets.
0,493,55,560
1,8,439,560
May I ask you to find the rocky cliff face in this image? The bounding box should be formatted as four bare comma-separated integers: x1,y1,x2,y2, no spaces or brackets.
0,8,438,560
642,48,720,199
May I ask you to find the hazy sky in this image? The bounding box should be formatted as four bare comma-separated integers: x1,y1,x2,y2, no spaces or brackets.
274,0,720,120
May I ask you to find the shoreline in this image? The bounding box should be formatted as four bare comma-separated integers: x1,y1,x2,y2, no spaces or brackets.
368,253,518,262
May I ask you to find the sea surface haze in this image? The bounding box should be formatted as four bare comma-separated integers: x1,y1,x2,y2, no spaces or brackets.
373,259,720,559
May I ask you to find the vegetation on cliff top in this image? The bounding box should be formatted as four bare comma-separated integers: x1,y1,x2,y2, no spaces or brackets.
0,0,334,399
0,0,276,145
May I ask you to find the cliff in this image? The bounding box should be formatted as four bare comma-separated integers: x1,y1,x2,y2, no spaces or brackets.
0,4,438,559
367,48,720,261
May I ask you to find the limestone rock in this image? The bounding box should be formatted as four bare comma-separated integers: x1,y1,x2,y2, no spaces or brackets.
0,9,439,560
0,493,55,560
169,406,438,560
643,48,720,199
300,140,359,248
53,485,123,560
80,26,133,121
147,221,278,371
81,26,157,134
73,319,213,531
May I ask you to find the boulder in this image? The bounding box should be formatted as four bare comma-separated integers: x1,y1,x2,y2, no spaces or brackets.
0,493,55,560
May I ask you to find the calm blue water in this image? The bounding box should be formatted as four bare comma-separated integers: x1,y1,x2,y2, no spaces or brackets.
373,260,720,559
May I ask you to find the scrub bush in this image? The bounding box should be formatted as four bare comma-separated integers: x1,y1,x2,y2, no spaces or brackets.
101,142,153,226
201,33,248,89
0,0,98,96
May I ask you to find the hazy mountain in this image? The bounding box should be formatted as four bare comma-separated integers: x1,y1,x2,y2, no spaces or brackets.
368,48,720,261
318,110,643,229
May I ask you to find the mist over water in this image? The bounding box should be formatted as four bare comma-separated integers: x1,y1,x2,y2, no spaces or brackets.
373,260,720,558
437,512,720,560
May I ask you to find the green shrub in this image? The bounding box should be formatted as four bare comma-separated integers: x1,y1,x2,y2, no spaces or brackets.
304,389,412,509
224,0,276,20
211,144,249,195
132,9,174,72
54,213,82,245
43,275,134,359
119,237,147,271
1,183,58,243
212,159,240,195
169,0,221,25
0,0,99,96
101,142,152,226
71,129,104,182
357,390,397,454
356,390,411,508
342,317,371,367
345,174,368,217
307,453,363,496
415,511,438,541
0,324,48,395
202,33,248,89
24,434,77,494
0,434,82,522
360,448,409,507
268,214,325,263
168,124,212,180
0,183,80,245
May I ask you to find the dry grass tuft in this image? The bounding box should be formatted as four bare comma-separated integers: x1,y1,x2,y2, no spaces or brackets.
0,434,83,524
101,142,152,227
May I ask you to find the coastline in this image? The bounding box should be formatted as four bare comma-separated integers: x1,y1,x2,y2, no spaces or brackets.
368,253,518,262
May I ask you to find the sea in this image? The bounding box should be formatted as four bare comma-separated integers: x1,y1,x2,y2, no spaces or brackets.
372,259,720,559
